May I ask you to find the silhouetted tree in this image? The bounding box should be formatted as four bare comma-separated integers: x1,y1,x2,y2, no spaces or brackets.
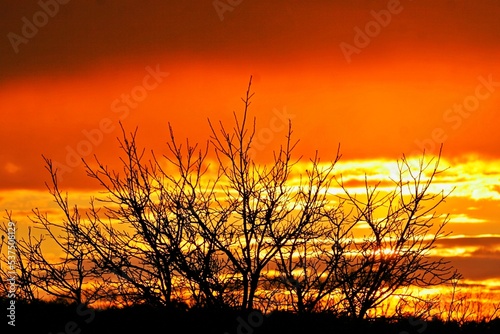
197,78,347,311
1,197,107,306
269,152,346,313
54,132,197,307
1,77,460,319
331,149,460,318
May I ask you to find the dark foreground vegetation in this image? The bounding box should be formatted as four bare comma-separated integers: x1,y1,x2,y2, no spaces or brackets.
1,78,460,317
2,78,497,332
2,298,500,334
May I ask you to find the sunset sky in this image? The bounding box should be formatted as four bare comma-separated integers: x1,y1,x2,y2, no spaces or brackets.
1,0,500,310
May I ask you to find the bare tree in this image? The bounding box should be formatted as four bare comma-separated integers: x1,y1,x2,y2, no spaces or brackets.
63,130,197,307
270,152,346,313
37,122,231,308
18,169,109,306
6,77,460,319
150,127,234,308
331,148,460,318
197,77,352,311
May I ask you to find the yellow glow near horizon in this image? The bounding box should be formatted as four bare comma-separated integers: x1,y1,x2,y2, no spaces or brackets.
2,154,500,316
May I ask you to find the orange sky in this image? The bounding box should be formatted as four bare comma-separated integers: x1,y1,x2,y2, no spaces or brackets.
1,0,500,307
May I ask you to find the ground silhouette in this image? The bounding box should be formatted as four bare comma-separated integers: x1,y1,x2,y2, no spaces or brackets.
3,298,500,334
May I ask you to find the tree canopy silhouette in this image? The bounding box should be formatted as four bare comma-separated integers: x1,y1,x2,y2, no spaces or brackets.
1,77,459,318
